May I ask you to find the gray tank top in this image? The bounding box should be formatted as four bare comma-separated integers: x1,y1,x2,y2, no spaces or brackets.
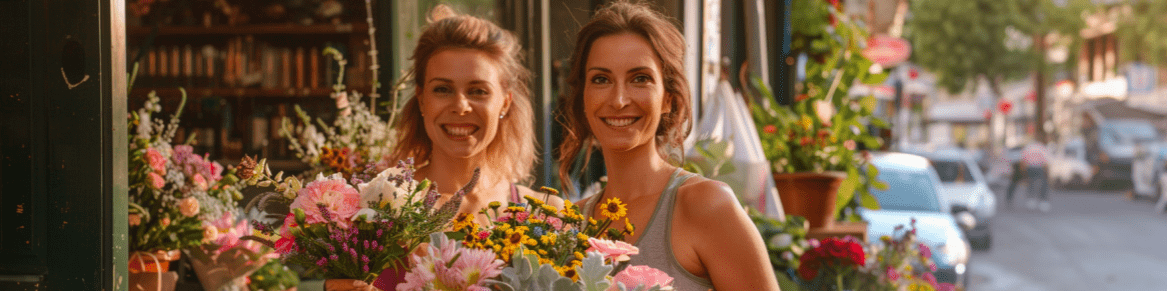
582,168,715,291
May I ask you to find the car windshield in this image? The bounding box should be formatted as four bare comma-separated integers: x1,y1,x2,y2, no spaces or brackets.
869,168,943,212
931,160,975,183
1109,122,1159,143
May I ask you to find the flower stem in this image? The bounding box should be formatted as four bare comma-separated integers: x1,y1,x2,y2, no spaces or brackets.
836,273,844,291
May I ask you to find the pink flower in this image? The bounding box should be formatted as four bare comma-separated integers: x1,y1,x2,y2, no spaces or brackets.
936,283,957,291
128,213,142,226
476,231,491,241
145,148,167,175
920,272,938,288
147,172,165,189
918,243,932,258
587,238,639,263
844,140,857,151
763,124,778,134
885,266,899,281
290,174,362,226
178,197,200,217
192,174,208,191
279,213,298,239
545,216,564,231
208,161,223,182
608,266,673,291
449,248,505,286
398,235,503,291
515,211,528,223
160,217,171,227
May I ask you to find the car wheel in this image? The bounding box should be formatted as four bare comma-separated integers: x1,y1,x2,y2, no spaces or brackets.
971,234,992,251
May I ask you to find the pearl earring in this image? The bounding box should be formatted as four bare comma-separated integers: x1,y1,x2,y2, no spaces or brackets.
499,113,505,119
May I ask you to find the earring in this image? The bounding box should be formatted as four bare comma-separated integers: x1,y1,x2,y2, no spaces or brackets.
499,114,505,119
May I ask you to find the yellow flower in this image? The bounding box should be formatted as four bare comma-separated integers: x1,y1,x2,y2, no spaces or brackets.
541,233,558,245
574,252,585,260
540,204,559,215
577,233,589,242
524,195,545,206
451,213,476,232
599,198,628,220
537,249,548,256
624,218,635,234
506,206,526,213
529,218,544,224
798,115,813,130
588,217,598,226
488,201,502,209
555,265,580,282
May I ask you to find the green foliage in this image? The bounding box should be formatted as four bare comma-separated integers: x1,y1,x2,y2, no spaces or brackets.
1115,0,1167,65
907,0,1088,95
248,260,301,291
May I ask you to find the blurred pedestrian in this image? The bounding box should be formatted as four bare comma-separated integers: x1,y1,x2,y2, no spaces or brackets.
1021,142,1051,212
1004,157,1025,208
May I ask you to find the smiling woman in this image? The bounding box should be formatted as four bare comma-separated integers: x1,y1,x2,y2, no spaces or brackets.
389,5,557,226
559,2,780,290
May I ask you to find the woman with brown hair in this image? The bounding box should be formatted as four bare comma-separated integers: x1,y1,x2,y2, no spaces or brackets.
390,5,560,226
560,2,779,290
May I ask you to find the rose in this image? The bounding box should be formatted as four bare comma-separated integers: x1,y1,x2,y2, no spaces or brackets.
178,197,200,217
129,213,142,226
608,266,673,291
202,223,218,242
147,172,165,189
290,173,362,226
587,238,639,263
145,148,167,175
193,174,208,191
160,217,171,227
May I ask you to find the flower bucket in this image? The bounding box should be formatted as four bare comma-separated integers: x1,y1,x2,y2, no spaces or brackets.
185,245,271,291
772,171,846,229
325,279,383,291
128,250,182,291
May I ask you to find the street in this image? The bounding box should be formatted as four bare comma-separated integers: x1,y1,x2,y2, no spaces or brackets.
968,185,1167,291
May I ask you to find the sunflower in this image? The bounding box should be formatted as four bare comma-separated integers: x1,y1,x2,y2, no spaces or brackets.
599,198,627,220
451,213,477,232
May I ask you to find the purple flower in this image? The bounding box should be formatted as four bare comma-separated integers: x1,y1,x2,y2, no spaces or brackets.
317,257,328,266
363,264,369,273
918,243,932,258
376,229,383,237
330,254,339,261
349,248,358,258
362,255,370,263
364,240,370,250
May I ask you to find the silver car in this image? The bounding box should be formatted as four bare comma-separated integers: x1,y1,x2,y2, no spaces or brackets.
861,152,973,288
905,148,996,250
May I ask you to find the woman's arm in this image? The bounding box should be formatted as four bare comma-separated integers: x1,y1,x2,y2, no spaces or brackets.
676,179,781,291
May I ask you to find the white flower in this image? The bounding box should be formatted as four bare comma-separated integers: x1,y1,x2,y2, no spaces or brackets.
351,208,378,221
770,233,793,248
358,167,415,209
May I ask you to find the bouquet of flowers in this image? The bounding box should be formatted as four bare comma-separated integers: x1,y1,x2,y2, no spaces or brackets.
186,210,277,291
279,0,410,181
246,159,470,284
127,91,245,274
857,221,957,291
449,188,634,278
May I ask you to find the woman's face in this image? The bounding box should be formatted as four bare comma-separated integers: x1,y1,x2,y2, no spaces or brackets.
419,48,511,159
583,33,669,153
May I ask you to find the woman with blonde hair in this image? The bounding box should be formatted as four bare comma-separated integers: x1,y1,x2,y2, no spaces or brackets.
391,5,560,225
559,2,779,290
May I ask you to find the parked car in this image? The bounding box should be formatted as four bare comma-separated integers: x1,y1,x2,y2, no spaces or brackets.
1083,119,1162,182
903,148,996,250
1132,142,1167,199
862,152,973,288
1049,138,1095,188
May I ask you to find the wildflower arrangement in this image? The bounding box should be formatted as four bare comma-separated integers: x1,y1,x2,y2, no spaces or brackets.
450,187,635,280
247,260,301,291
280,0,409,181
856,221,958,291
396,233,508,291
246,159,471,284
127,91,245,271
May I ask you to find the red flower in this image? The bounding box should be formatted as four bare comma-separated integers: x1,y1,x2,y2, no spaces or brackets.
795,94,810,102
763,124,778,134
797,237,866,281
800,136,813,146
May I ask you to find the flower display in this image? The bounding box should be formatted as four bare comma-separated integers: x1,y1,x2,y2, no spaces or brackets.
750,0,888,221
854,221,959,291
451,187,633,280
127,91,245,258
246,159,469,284
797,237,866,282
485,245,674,291
608,265,674,291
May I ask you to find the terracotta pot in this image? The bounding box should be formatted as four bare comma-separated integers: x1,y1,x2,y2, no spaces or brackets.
324,279,382,291
772,171,846,228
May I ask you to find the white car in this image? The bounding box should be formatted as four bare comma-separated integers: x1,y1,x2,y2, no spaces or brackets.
1049,138,1094,187
904,148,996,250
862,152,973,288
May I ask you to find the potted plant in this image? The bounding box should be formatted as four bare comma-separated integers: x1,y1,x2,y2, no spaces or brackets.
749,0,888,229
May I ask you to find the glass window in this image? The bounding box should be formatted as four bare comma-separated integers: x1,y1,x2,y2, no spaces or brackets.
869,168,943,212
930,160,973,183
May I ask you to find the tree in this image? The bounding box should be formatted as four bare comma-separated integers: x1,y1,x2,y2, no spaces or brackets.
907,0,1087,143
1115,0,1167,66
